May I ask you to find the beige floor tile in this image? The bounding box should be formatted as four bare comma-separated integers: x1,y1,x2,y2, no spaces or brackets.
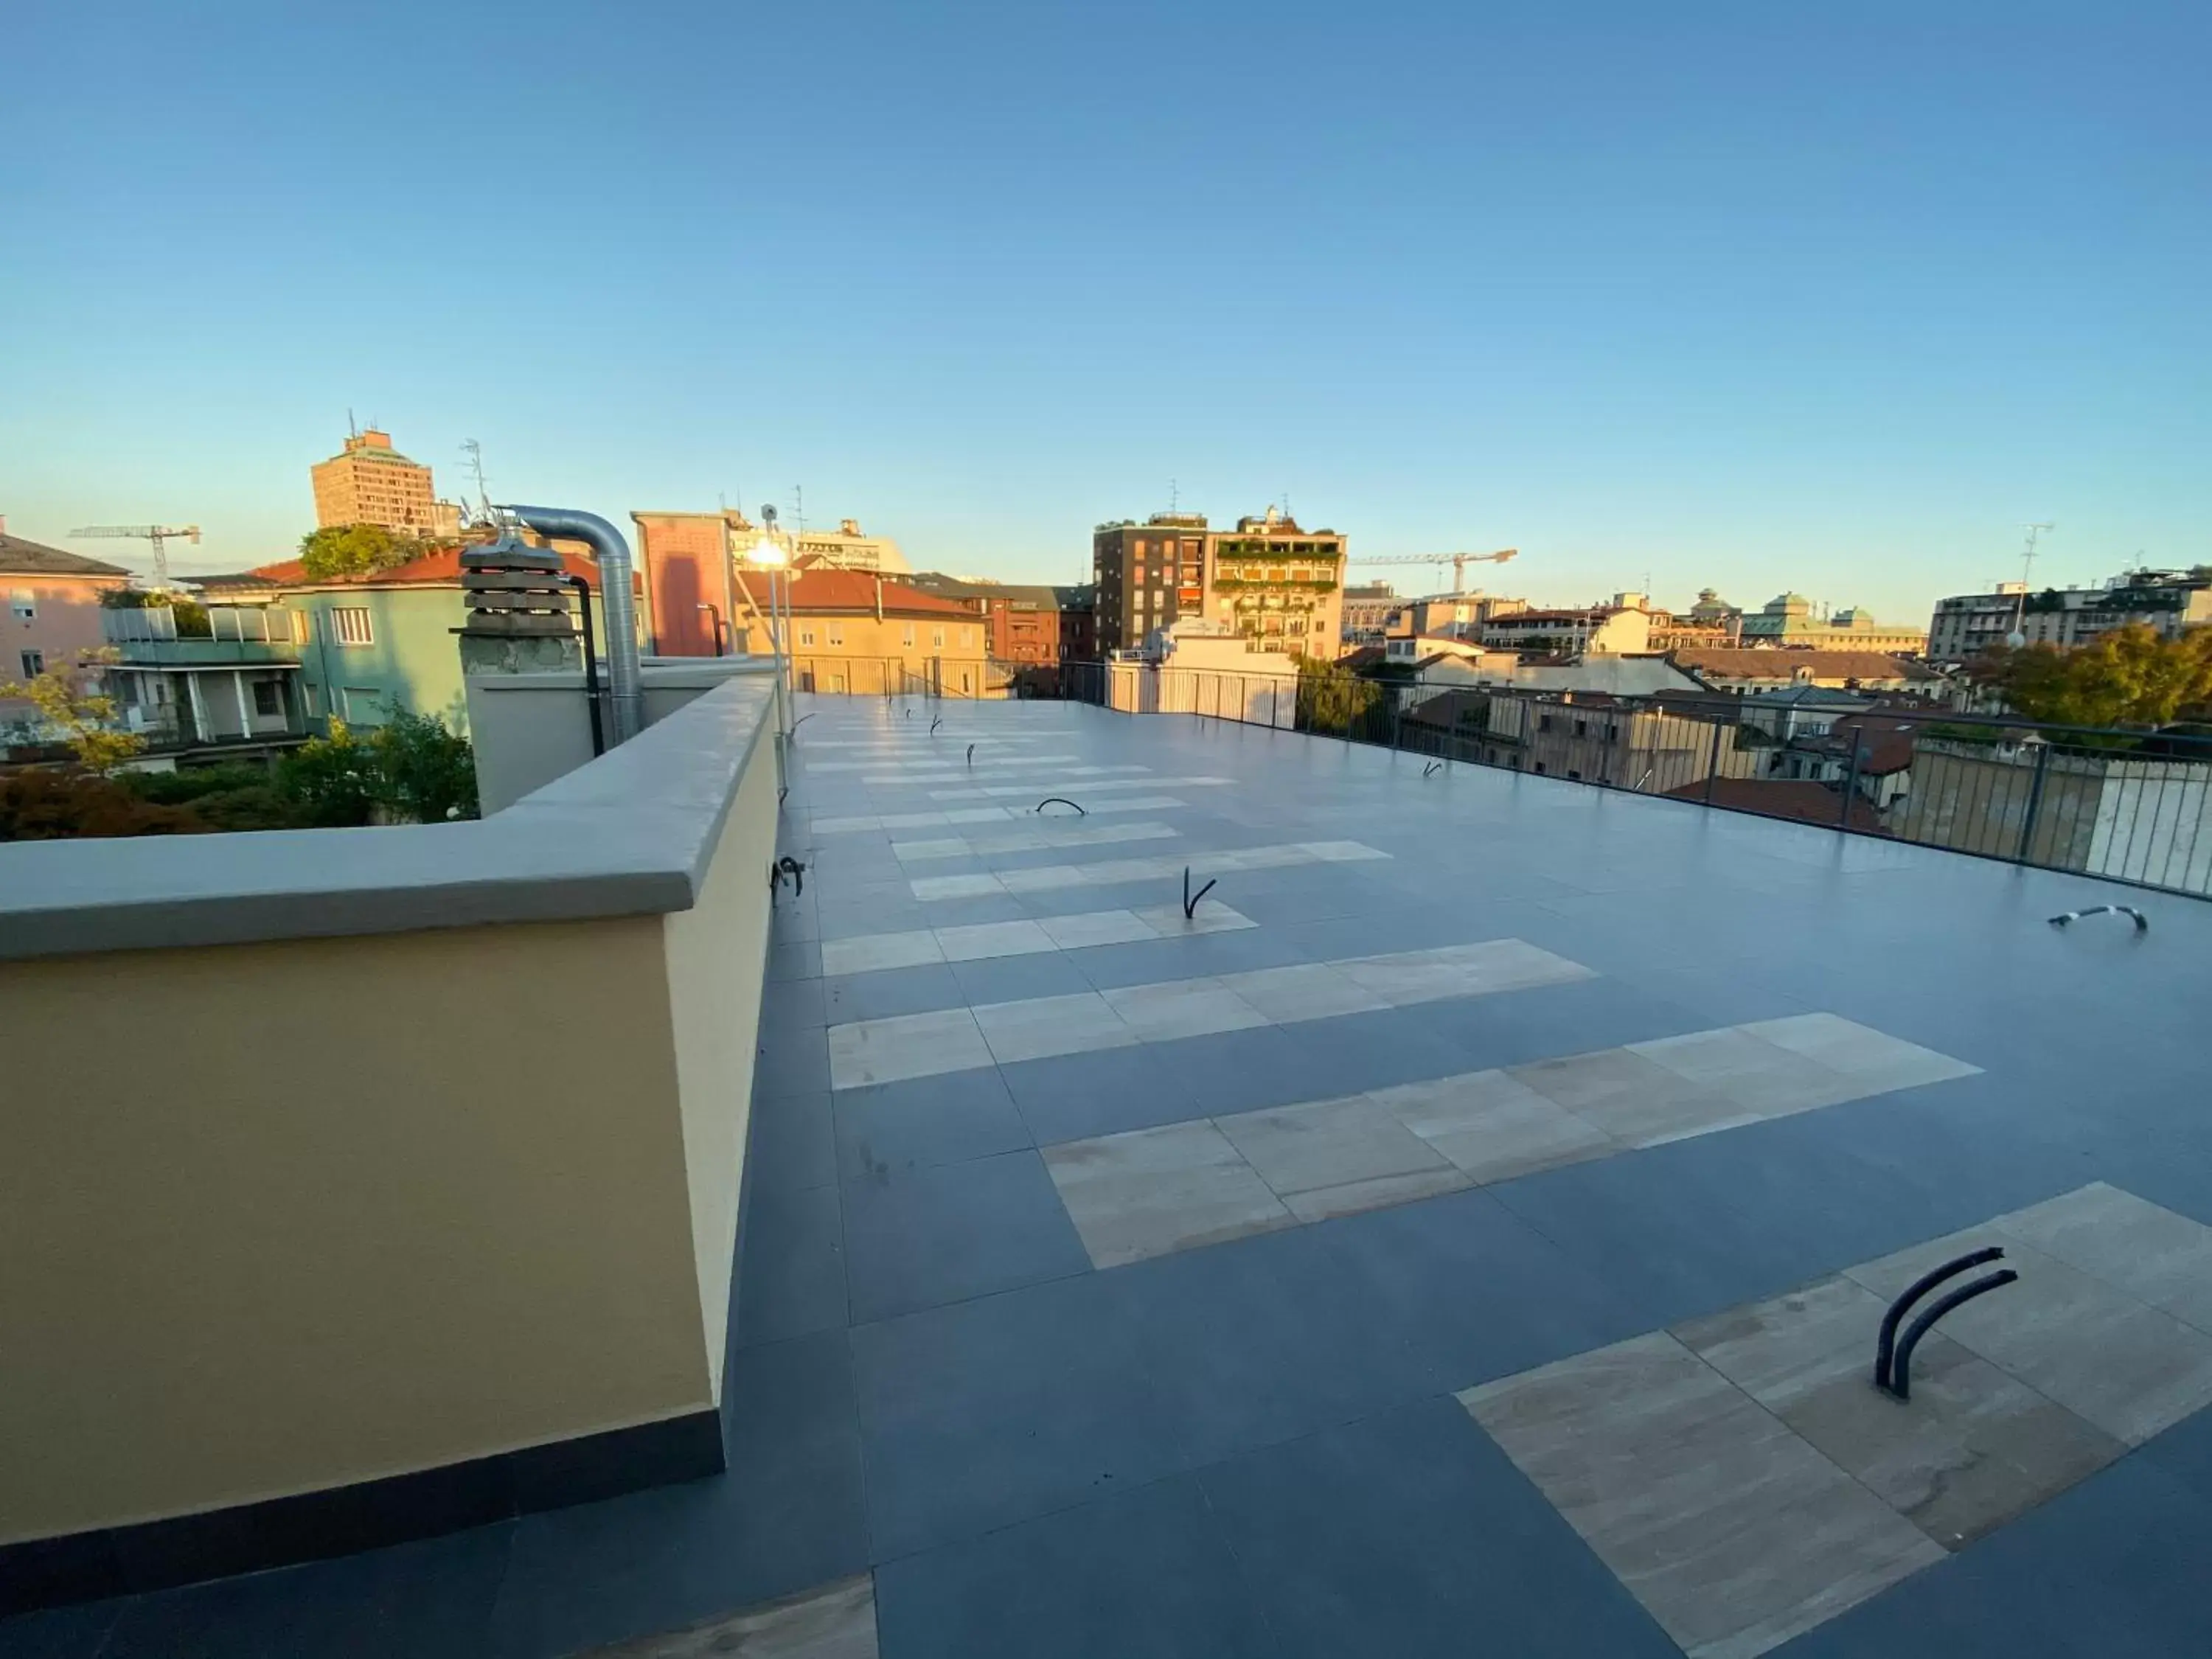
1462,1332,1944,1659
1129,899,1259,936
1043,1120,1295,1267
1035,908,1159,949
1100,978,1270,1040
908,872,1006,901
579,1573,877,1657
1215,1094,1463,1217
1846,1228,2212,1445
973,990,1138,1063
1511,1048,1757,1147
1739,1013,1980,1093
1214,963,1391,1022
1997,1182,2212,1333
818,930,947,978
932,918,1057,962
1675,1276,2124,1549
1374,1070,1620,1182
992,863,1087,894
1628,1027,1860,1119
828,1008,993,1090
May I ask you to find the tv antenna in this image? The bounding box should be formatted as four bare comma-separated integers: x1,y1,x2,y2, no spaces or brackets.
460,439,492,520
2010,522,2055,645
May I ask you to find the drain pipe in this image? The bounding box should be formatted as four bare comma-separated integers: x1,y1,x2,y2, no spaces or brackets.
499,505,644,743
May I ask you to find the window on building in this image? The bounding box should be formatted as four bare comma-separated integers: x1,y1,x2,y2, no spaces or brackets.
19,648,44,677
800,628,816,647
960,626,974,648
827,625,844,647
1537,714,1554,731
1152,590,1164,609
330,606,374,646
902,623,915,647
252,680,283,717
933,628,945,649
10,591,35,621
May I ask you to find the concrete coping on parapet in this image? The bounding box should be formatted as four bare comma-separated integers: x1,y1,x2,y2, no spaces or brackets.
0,674,780,962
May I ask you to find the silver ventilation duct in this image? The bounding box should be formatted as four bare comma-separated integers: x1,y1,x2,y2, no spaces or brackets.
498,504,644,744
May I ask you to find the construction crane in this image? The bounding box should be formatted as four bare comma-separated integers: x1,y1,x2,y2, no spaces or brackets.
68,524,201,584
1349,548,1519,591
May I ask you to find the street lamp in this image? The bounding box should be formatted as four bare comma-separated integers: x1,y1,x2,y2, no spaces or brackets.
745,508,793,714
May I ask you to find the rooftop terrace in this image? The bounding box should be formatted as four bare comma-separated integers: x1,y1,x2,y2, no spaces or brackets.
7,690,2212,1657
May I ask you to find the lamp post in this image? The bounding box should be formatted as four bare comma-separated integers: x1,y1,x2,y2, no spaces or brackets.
745,508,792,723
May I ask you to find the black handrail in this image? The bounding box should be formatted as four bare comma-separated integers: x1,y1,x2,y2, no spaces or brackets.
1887,1270,2020,1400
1183,866,1217,919
1873,1245,2012,1398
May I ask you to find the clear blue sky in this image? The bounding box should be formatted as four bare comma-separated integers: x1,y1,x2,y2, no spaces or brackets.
5,1,2205,620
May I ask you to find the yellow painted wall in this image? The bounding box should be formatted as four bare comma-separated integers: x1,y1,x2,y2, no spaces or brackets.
0,836,796,1552
661,730,779,1392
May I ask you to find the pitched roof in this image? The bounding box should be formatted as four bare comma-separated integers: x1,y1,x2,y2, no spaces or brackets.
217,545,605,591
1665,776,1885,832
0,533,133,579
1670,647,1941,683
740,569,977,618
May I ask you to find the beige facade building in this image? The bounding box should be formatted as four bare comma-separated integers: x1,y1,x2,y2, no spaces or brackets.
791,518,911,575
1738,592,1925,654
736,568,993,697
1093,507,1348,661
310,428,459,535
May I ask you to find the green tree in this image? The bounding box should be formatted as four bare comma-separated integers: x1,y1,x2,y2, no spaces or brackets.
277,707,479,826
298,524,425,580
1972,626,2212,731
1296,657,1380,735
0,649,146,773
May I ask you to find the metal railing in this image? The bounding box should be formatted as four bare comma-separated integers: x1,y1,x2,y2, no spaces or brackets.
1093,664,2212,900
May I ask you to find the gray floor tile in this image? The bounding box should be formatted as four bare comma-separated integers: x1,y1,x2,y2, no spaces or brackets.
574,1573,875,1657
757,1027,832,1099
997,1046,1204,1145
820,963,967,1024
1032,908,1158,949
737,1182,846,1346
832,1071,1030,1182
929,918,1055,961
1043,1120,1294,1268
1741,1012,1981,1094
1512,1046,1760,1147
749,1091,838,1196
872,1475,1269,1659
850,1273,1189,1561
1201,1397,1680,1659
843,1150,1091,1323
942,950,1093,1006
494,1331,866,1656
1996,1181,2212,1332
1214,961,1388,1022
0,1601,122,1659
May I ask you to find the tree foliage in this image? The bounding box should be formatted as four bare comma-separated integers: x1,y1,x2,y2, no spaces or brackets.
1296,657,1381,736
277,709,478,826
0,650,146,773
0,771,201,840
298,524,425,580
1969,626,2212,731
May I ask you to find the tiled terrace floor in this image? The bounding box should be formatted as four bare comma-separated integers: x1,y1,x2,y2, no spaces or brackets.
12,695,2212,1658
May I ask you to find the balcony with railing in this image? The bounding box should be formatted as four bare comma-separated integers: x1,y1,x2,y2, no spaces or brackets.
100,603,305,666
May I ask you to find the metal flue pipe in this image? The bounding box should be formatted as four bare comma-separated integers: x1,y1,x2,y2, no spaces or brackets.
499,504,644,743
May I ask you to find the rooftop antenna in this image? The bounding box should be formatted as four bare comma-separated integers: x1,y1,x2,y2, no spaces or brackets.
460,439,492,520
1169,477,1179,515
794,483,805,542
2010,522,2055,647
348,407,358,439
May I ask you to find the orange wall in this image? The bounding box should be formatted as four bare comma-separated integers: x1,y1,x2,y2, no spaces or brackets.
2,574,125,717
634,514,734,657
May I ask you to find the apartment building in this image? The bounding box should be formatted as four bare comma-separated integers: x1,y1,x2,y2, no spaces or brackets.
1340,582,1397,642
791,518,911,574
1927,570,2212,661
309,428,459,536
1092,513,1211,653
1,526,131,747
739,568,991,696
907,576,1096,666
1669,647,1947,696
1480,604,1652,655
1093,507,1348,660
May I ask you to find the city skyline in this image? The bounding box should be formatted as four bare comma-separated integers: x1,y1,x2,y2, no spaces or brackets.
7,2,2205,623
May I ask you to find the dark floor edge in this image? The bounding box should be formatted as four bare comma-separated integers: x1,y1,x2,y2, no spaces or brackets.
0,1406,727,1618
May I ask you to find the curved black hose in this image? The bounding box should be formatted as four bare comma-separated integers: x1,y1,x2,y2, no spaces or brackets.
1874,1246,2005,1391
1183,867,1217,919
1035,797,1086,815
1888,1270,2019,1400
